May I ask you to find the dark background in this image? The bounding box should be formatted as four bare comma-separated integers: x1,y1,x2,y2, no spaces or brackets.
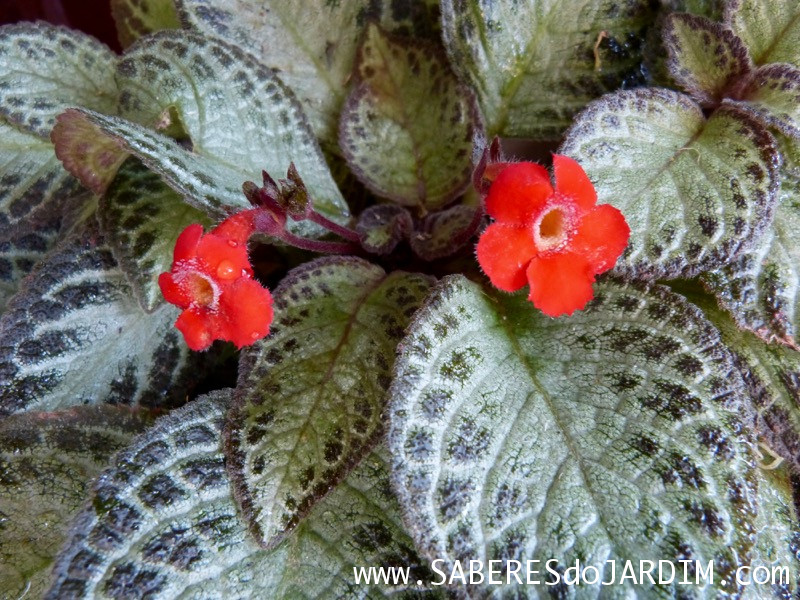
0,0,120,51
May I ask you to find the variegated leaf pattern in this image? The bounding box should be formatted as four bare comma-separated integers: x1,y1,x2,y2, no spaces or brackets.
663,13,751,106
561,88,779,280
703,137,800,347
55,31,349,236
47,391,438,599
732,64,800,139
0,222,194,417
227,257,434,547
441,0,657,139
340,25,480,210
689,291,800,477
0,22,117,138
726,0,800,68
176,0,442,146
99,158,210,313
0,406,154,599
0,201,61,312
390,275,763,597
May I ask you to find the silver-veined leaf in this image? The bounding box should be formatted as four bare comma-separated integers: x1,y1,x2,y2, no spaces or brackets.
54,31,349,236
390,275,761,597
703,136,800,347
561,88,779,280
0,222,194,417
176,0,442,146
47,390,439,598
0,22,117,138
441,0,658,139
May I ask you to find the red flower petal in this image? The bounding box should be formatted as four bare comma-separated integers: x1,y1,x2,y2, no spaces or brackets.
212,209,256,244
485,162,553,225
476,223,537,292
553,154,596,212
526,252,595,317
158,272,190,308
175,308,215,351
571,204,630,274
173,224,204,263
195,234,253,280
218,278,273,348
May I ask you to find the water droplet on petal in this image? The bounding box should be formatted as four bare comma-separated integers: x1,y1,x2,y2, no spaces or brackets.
251,331,260,339
228,240,238,247
216,259,238,280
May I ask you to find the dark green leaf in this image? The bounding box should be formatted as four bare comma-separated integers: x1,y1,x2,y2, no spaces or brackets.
0,405,153,599
441,0,657,138
664,13,751,106
561,88,779,279
100,159,210,312
390,275,761,597
340,24,480,210
0,222,194,417
227,257,434,547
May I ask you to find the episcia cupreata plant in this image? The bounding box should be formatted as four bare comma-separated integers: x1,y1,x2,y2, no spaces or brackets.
1,0,800,597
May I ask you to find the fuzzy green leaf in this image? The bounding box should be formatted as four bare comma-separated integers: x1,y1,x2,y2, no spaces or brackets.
561,88,779,280
227,257,434,547
0,406,153,599
725,0,800,67
389,275,766,597
664,13,751,106
111,0,181,48
0,23,117,138
703,137,800,347
100,159,210,313
0,223,194,417
734,64,800,139
0,118,79,231
441,0,657,139
176,0,441,146
47,391,437,598
0,207,60,312
356,204,413,255
410,203,480,261
340,25,480,210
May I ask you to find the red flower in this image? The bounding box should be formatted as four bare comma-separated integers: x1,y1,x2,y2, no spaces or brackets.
158,209,274,351
476,155,629,317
